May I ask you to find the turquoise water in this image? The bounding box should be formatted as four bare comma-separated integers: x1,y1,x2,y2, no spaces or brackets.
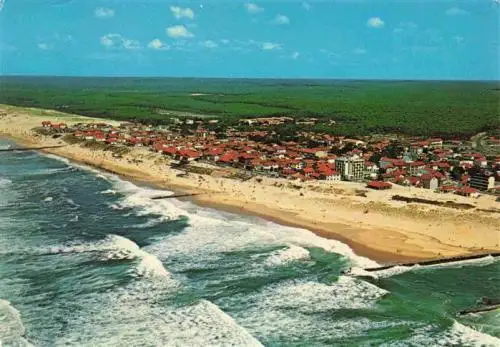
0,138,499,347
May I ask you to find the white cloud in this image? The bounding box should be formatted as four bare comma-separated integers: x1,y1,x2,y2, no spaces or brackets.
220,39,230,44
302,2,311,10
453,35,464,43
100,33,140,50
244,3,263,14
291,51,300,59
95,7,114,18
148,38,169,50
170,6,194,20
201,40,218,48
166,25,194,39
37,43,51,50
353,48,367,55
367,17,384,28
272,14,290,25
261,42,282,50
445,7,468,16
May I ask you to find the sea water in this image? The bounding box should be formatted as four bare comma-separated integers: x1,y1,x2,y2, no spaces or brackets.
0,138,498,347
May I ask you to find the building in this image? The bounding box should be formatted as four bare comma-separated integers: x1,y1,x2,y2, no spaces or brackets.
335,156,365,181
455,186,479,198
420,174,439,190
469,174,496,192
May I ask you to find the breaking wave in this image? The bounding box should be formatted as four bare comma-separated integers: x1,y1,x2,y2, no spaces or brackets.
19,235,175,281
0,299,33,347
385,320,500,347
218,276,390,342
0,177,12,187
54,294,262,347
265,244,310,267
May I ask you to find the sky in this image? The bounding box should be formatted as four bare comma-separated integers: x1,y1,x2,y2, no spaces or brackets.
0,0,498,79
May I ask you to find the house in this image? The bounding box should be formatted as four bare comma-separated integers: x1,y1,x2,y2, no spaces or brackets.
367,181,392,190
178,149,200,161
218,151,239,165
320,169,341,181
95,133,106,142
420,174,439,190
429,138,443,148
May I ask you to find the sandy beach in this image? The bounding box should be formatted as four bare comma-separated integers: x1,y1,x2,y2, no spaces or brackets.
1,104,499,263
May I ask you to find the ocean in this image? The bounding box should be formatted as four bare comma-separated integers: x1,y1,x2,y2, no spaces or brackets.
0,137,499,347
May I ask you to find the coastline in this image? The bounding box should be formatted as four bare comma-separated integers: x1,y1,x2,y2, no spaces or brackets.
1,105,499,263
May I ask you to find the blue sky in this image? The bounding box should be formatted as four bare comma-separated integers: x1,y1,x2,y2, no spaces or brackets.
0,0,498,79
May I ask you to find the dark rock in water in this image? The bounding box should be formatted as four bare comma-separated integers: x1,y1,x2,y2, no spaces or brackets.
457,298,500,316
480,297,500,306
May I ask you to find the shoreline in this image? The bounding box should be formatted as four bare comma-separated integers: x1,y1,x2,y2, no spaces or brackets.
1,105,499,264
2,133,414,263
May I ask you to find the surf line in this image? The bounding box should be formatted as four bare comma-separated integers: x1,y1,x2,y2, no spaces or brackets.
0,145,66,152
362,251,500,272
150,192,220,200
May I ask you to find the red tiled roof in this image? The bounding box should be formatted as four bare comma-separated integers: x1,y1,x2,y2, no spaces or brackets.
367,181,392,189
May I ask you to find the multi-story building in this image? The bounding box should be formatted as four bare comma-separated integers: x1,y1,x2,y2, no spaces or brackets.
335,156,365,181
469,174,496,191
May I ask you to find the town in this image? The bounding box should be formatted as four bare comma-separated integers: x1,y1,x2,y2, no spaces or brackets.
39,116,500,198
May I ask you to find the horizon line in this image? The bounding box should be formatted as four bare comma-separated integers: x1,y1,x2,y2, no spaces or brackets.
0,74,499,83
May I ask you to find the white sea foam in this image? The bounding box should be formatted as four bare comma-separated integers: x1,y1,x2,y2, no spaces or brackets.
265,244,310,267
214,275,390,342
351,255,499,279
43,196,53,202
449,321,500,347
147,212,379,271
227,276,388,313
387,321,500,347
352,264,421,279
129,218,165,229
0,178,12,190
101,189,117,195
53,289,262,347
0,299,33,347
100,171,379,268
218,276,394,343
424,255,498,270
108,178,185,222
